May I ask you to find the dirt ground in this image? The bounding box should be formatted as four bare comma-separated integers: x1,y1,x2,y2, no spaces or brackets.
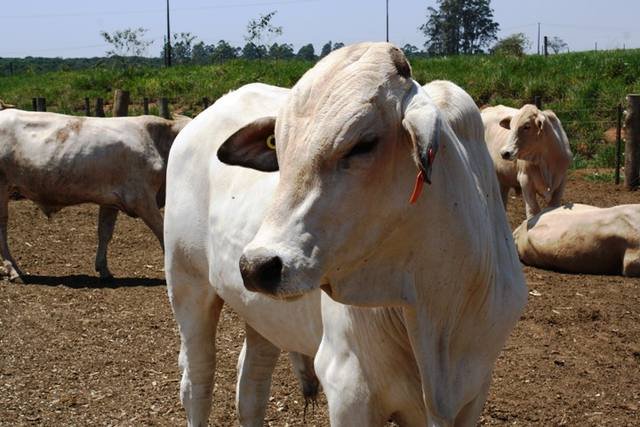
0,170,639,426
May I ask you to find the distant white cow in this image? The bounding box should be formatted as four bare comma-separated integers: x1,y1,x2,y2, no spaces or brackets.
514,203,640,276
482,104,572,218
164,83,321,426
0,109,190,281
218,43,527,426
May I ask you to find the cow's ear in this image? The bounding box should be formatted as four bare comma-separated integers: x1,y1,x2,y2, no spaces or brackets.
217,116,278,172
402,84,441,185
499,116,512,130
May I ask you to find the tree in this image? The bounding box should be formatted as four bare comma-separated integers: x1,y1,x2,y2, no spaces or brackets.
242,42,268,60
100,27,153,57
419,0,499,55
320,41,332,57
548,36,568,54
211,40,240,63
245,11,282,46
191,41,214,64
269,43,295,59
160,32,197,65
402,44,421,57
491,33,530,56
333,42,345,50
296,44,316,60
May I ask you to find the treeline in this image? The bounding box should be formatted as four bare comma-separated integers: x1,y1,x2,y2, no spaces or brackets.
0,39,351,76
0,57,162,76
162,36,348,65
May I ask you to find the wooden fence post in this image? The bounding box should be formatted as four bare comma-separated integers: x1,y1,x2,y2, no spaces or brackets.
202,96,210,110
95,98,105,117
544,36,548,57
143,97,149,115
624,94,640,190
534,96,542,109
615,103,623,185
159,97,170,119
84,97,91,116
36,97,46,112
113,89,130,117
31,98,37,111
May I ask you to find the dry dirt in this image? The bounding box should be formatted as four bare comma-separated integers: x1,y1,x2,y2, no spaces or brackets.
1,170,639,426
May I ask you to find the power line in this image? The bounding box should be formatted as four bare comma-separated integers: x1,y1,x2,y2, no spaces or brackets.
1,0,320,19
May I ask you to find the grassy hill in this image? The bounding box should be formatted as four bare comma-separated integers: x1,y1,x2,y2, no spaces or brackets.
1,49,640,168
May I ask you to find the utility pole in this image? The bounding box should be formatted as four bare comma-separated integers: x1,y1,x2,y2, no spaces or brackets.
165,0,172,67
386,0,389,43
537,22,541,55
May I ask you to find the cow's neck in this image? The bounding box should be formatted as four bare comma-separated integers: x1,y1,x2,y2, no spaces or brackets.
398,125,525,423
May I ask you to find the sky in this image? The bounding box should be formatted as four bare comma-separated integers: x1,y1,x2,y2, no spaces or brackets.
1,0,638,58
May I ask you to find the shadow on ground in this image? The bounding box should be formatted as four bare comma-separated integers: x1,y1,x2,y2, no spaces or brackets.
20,274,166,288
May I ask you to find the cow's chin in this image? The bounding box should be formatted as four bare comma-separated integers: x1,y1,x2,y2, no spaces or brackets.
252,274,321,301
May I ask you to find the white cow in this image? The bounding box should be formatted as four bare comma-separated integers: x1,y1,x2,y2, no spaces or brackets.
482,104,572,218
0,109,190,281
218,43,527,426
514,203,640,276
164,83,322,427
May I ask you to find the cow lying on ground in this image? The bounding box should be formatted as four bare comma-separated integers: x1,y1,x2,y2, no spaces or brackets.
164,83,321,426
0,109,190,281
217,43,527,426
514,203,640,276
482,104,572,218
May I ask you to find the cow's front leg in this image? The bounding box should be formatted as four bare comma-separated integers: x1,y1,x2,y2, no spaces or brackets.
314,342,385,426
518,173,541,218
498,182,511,209
288,352,320,413
95,205,118,281
548,176,566,208
0,181,22,282
167,266,223,427
622,248,640,277
453,378,491,427
236,324,280,427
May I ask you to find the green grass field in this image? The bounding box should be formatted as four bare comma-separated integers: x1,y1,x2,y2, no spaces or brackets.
1,49,639,168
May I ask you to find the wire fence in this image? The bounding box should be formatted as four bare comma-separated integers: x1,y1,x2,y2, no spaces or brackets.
11,91,634,182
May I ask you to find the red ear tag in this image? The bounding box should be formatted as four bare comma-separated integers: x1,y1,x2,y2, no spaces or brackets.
409,170,425,204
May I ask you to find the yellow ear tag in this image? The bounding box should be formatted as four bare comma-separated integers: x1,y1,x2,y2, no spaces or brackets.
266,135,276,150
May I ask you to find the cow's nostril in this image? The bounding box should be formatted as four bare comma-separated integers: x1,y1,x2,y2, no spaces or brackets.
239,252,283,294
500,151,512,160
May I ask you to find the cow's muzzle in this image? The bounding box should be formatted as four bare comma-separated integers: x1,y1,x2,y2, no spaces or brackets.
239,249,283,294
500,148,516,161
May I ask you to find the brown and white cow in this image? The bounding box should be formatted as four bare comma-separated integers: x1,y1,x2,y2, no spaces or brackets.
514,203,640,276
0,109,190,281
482,104,572,218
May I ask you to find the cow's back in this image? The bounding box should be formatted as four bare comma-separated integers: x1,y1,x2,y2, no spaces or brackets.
514,203,640,274
0,110,166,213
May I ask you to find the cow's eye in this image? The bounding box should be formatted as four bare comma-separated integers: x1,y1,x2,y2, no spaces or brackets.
523,123,531,131
344,137,378,158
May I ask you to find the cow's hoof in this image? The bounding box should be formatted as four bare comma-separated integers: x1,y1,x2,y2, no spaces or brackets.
9,274,24,284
